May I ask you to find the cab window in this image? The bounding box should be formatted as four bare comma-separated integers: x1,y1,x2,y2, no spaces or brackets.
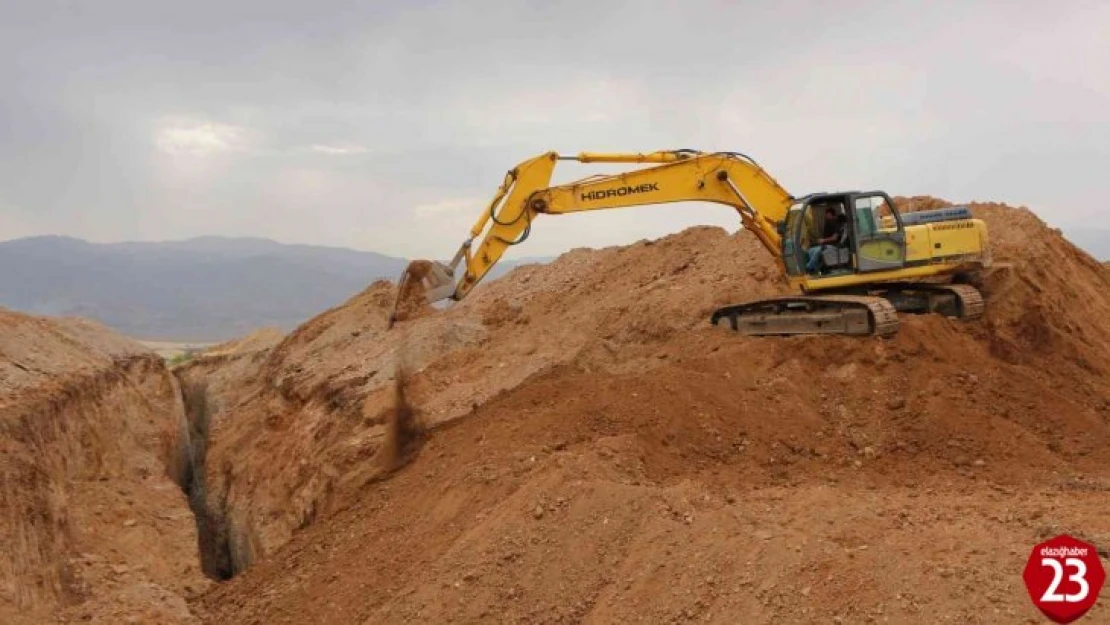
854,195,895,235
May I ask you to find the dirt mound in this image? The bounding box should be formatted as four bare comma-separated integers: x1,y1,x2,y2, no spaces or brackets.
179,226,785,574
201,327,285,358
185,203,1110,623
0,309,150,401
893,195,956,214
0,307,208,624
199,332,1110,623
895,196,1110,377
969,203,1110,378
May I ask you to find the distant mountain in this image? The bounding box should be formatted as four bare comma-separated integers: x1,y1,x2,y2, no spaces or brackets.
0,236,544,341
1060,228,1110,261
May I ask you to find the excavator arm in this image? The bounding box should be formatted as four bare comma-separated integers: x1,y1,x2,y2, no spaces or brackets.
390,149,797,321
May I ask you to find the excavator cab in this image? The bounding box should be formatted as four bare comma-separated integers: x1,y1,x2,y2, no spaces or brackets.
781,191,907,279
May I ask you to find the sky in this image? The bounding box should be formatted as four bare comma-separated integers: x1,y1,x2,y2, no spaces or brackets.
1,0,1108,261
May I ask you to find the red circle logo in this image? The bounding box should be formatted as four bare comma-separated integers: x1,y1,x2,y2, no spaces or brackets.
1023,535,1105,623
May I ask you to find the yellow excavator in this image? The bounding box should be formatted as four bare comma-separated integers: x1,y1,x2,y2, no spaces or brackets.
388,149,990,337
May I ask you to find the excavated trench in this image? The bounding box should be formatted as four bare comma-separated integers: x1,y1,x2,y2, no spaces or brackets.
170,372,245,582
166,359,424,586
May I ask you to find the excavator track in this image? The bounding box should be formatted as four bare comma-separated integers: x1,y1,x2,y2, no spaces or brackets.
876,283,984,320
710,295,899,338
926,283,984,320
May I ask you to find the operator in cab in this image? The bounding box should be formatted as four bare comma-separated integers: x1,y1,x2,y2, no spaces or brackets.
805,204,846,274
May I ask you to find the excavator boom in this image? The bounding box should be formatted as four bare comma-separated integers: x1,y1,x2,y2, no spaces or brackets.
394,150,793,309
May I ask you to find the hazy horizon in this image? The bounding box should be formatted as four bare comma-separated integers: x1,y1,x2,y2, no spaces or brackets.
1,226,1106,263
3,1,1107,262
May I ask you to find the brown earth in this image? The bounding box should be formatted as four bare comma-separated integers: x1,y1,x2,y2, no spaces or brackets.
200,327,286,360
5,197,1109,623
0,311,210,624
170,199,1110,623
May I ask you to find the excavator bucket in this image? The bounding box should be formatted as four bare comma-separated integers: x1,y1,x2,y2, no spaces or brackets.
387,260,457,328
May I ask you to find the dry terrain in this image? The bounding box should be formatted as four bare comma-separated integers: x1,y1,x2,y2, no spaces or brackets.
0,315,209,624
3,198,1109,623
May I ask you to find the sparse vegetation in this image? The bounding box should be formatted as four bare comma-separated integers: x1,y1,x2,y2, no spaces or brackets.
168,349,198,367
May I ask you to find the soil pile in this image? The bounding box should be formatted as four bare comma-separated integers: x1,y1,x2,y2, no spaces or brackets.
897,196,1110,380
0,309,209,624
179,226,786,573
200,327,286,359
187,201,1110,623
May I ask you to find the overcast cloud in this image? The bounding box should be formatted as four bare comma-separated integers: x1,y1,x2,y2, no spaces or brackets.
1,0,1107,260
